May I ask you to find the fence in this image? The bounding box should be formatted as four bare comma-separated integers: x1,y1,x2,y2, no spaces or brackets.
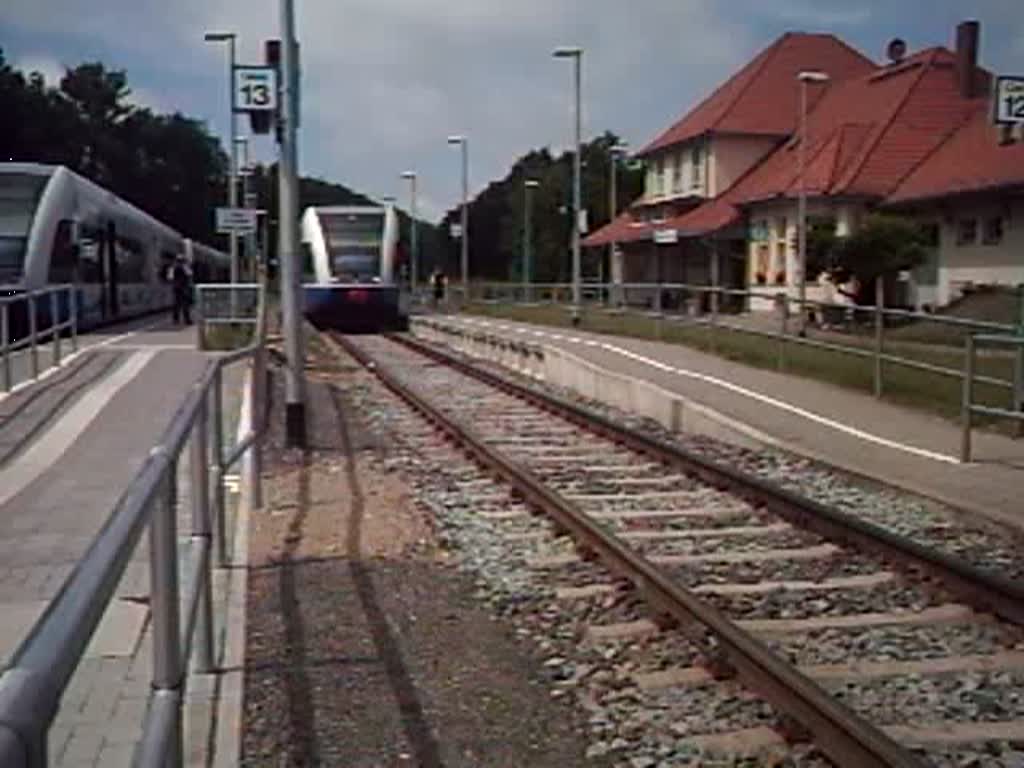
1,285,78,393
962,334,1024,461
461,281,1024,415
0,287,267,767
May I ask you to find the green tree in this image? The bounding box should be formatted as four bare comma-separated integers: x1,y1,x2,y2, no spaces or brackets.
832,213,928,297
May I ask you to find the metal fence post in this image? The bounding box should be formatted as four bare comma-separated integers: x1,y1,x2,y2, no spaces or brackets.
69,287,78,354
1013,339,1024,439
1,303,10,393
196,287,205,351
777,293,788,372
189,397,214,673
50,290,61,368
149,460,183,767
874,276,884,399
961,334,975,463
28,293,38,380
210,366,227,567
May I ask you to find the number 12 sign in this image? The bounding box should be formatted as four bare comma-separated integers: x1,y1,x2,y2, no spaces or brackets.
233,66,278,112
994,76,1024,125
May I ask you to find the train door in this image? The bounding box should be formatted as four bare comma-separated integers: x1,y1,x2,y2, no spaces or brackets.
105,220,119,318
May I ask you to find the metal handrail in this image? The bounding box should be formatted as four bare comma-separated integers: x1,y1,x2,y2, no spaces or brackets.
0,285,267,767
961,334,1024,461
460,281,1023,400
1,285,78,393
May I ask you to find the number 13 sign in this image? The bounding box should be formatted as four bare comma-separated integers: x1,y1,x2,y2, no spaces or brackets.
233,67,278,112
994,76,1024,125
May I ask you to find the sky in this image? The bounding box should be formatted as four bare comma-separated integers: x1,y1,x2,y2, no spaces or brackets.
2,1,1022,222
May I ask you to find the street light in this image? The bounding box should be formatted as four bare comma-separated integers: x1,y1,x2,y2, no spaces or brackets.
608,142,628,302
447,135,469,297
553,46,583,323
400,171,419,295
204,31,240,287
796,70,829,334
523,179,540,302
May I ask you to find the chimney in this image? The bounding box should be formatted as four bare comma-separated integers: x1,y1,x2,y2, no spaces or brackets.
955,20,980,99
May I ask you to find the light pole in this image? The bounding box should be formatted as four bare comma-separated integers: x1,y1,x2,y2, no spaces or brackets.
400,171,418,296
203,31,240,287
796,70,829,334
447,135,469,299
279,0,305,447
554,46,583,322
609,142,628,304
523,179,539,302
234,136,255,280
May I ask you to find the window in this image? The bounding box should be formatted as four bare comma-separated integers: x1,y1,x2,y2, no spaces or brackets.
654,157,665,196
956,219,977,246
673,154,685,194
47,219,77,282
0,172,48,282
115,235,146,283
983,216,1004,245
691,144,703,188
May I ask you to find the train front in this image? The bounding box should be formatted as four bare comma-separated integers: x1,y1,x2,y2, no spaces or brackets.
301,205,408,332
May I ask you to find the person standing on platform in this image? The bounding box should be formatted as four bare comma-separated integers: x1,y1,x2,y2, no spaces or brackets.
431,268,446,310
170,256,193,325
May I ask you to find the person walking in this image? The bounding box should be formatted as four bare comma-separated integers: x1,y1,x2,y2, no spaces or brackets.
170,256,193,325
431,268,446,310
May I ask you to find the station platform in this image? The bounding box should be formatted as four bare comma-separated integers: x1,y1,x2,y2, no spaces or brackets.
0,317,245,767
429,314,1024,531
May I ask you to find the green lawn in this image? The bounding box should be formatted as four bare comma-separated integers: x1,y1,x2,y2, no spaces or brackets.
463,302,1020,432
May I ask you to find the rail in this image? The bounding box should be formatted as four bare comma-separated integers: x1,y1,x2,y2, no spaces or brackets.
459,281,1023,402
0,286,267,767
961,334,1024,461
0,285,78,393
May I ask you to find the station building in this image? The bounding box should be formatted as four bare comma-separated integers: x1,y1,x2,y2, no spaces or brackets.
584,21,1024,310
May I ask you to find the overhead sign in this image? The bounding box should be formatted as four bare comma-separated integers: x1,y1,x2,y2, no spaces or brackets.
233,66,278,112
216,207,261,234
578,208,589,234
449,223,463,239
654,228,678,245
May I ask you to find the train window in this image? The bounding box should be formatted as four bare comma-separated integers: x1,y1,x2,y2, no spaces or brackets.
115,235,146,283
0,172,48,281
301,242,315,278
47,219,78,283
78,225,104,283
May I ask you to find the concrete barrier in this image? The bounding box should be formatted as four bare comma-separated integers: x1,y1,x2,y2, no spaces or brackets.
410,316,776,451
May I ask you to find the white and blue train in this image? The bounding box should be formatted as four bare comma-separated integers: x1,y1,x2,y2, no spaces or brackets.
300,204,409,331
0,163,229,333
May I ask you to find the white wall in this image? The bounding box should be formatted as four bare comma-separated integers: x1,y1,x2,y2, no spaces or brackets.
711,135,779,198
937,198,1024,305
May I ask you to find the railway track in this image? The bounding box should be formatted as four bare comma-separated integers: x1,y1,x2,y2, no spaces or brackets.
326,330,1024,767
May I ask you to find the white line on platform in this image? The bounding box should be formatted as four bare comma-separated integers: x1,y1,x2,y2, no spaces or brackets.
461,317,960,465
0,349,157,507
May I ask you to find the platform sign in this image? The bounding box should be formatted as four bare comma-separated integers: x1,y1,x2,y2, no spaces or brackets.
233,66,278,112
449,223,463,239
216,207,261,234
994,76,1024,125
654,228,678,245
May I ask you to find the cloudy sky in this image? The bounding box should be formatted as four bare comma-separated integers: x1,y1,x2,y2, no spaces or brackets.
2,1,1022,221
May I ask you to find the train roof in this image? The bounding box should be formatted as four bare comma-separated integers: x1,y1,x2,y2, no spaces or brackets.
305,205,387,216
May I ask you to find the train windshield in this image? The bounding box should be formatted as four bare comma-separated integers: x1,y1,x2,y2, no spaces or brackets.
0,173,48,282
321,211,382,282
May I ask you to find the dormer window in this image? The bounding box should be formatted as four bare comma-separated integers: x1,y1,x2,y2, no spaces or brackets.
691,144,703,188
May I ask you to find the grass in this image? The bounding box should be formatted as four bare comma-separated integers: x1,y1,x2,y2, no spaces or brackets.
202,322,256,351
464,301,1021,432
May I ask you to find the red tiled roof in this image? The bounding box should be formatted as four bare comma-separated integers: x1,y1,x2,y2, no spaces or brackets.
887,110,1024,204
582,210,657,247
639,32,874,156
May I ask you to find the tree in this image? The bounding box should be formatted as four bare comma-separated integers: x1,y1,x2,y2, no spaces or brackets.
832,213,928,303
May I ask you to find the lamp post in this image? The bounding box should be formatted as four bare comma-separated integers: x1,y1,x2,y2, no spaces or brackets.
203,31,240,287
400,171,418,296
609,142,628,304
234,136,254,280
523,179,539,302
447,135,469,299
553,46,583,322
796,70,829,334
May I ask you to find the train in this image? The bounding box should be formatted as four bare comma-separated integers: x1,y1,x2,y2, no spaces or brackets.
300,204,410,331
0,163,230,334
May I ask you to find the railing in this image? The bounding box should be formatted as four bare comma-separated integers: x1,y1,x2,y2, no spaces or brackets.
1,285,78,393
961,334,1024,461
461,281,1023,404
0,287,267,767
195,283,263,351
